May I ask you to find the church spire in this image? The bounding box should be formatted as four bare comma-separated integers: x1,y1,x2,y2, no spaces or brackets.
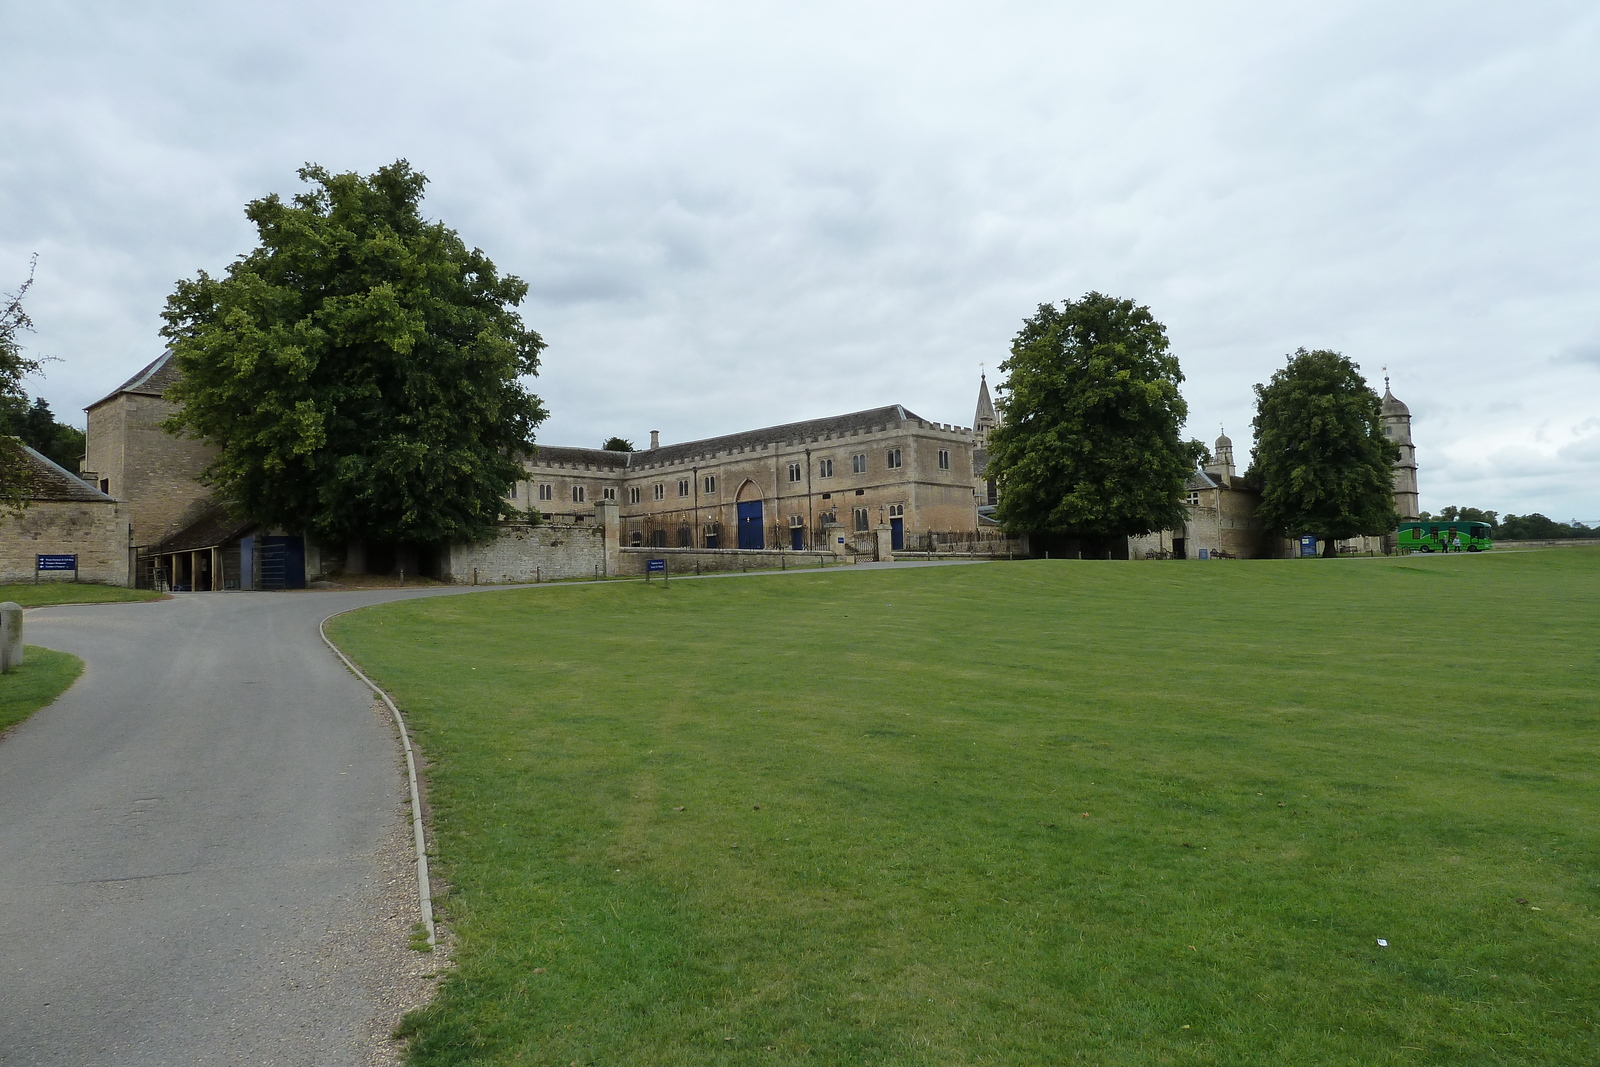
974,370,997,432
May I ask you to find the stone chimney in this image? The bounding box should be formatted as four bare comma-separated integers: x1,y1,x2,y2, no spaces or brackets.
650,430,660,450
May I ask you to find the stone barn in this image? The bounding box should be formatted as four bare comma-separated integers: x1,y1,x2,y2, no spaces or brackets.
1,443,130,586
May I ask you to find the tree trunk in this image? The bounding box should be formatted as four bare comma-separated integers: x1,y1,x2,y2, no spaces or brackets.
1322,539,1337,558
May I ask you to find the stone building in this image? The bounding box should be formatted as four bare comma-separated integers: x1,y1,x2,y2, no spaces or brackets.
1382,377,1419,522
81,350,216,549
0,443,129,585
76,348,997,583
515,403,984,554
1131,378,1420,559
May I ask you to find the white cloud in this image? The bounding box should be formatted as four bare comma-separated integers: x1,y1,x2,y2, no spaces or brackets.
2,0,1597,521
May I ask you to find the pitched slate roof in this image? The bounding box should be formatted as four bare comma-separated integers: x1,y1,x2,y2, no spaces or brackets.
150,502,256,554
527,405,932,471
8,442,114,503
88,349,181,409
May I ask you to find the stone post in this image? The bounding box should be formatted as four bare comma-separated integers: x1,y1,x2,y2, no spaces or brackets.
822,521,848,557
873,523,894,563
594,498,620,577
0,602,22,674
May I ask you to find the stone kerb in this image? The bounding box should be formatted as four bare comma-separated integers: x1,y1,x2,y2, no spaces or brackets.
0,602,22,674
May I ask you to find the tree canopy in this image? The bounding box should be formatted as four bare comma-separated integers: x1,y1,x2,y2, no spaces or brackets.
162,161,547,545
1249,348,1397,553
986,292,1199,552
0,395,85,472
602,436,635,452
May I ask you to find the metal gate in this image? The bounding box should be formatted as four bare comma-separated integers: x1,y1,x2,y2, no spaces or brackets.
258,536,306,590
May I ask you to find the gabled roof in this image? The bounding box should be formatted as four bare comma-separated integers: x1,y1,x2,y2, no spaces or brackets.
529,405,930,470
8,442,114,503
88,349,181,410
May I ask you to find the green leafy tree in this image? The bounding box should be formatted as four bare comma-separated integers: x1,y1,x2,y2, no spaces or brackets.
1498,513,1590,540
602,436,635,452
1,258,45,512
0,395,86,471
161,161,547,544
987,292,1200,554
1249,348,1397,556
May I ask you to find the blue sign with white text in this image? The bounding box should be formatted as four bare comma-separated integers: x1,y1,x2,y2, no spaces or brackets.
37,554,77,571
646,558,666,573
1299,536,1318,557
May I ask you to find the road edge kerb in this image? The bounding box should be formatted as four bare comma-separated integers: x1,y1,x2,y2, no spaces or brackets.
319,608,436,950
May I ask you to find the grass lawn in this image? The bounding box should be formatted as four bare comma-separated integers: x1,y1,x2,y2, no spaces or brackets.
0,582,163,607
329,548,1600,1066
0,646,85,733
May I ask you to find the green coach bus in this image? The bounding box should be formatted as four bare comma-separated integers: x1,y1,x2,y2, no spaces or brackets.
1400,521,1493,552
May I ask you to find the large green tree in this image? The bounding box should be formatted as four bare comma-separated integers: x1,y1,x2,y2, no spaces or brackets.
162,161,547,545
987,292,1199,553
1249,348,1397,555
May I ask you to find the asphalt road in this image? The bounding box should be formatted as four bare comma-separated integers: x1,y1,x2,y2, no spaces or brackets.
0,561,986,1065
0,586,477,1067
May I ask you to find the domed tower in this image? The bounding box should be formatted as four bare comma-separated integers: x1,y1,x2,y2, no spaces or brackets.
1381,376,1419,521
1204,428,1236,482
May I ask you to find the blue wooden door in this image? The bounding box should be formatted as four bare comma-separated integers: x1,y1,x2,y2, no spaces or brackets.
737,500,764,550
890,518,904,551
790,526,804,550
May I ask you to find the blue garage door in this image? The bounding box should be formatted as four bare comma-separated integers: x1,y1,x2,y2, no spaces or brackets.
737,500,764,550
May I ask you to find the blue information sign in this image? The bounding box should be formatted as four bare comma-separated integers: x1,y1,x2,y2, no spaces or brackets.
36,554,77,571
646,558,666,573
1299,535,1318,557
1197,548,1210,560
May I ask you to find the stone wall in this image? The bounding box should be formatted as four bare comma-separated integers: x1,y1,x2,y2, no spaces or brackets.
0,500,130,585
84,392,216,547
442,522,610,584
617,546,837,576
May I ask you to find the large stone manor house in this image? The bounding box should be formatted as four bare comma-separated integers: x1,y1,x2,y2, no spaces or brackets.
517,376,1003,553
69,350,1002,587
20,346,1416,587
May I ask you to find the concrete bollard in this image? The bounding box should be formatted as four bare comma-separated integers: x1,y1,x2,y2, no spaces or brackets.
0,602,22,674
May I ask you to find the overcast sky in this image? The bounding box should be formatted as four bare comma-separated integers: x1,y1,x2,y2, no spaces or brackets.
3,2,1596,520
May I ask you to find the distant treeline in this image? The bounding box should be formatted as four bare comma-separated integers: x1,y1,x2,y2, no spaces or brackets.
1419,506,1595,540
0,393,84,472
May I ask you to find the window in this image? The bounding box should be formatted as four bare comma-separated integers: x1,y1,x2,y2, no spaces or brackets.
571,485,586,503
629,486,642,504
653,483,665,501
789,514,804,527
818,458,834,478
788,462,802,482
851,453,867,474
603,486,616,501
678,478,690,497
937,449,950,471
986,479,997,506
703,475,717,494
508,483,520,502
1184,490,1200,507
704,523,719,549
886,448,901,469
854,507,870,532
1382,426,1393,437
651,529,668,548
888,503,904,518
538,483,553,501
631,531,642,547
678,527,692,547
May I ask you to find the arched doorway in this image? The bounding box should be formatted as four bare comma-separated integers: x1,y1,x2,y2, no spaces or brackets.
735,479,764,550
